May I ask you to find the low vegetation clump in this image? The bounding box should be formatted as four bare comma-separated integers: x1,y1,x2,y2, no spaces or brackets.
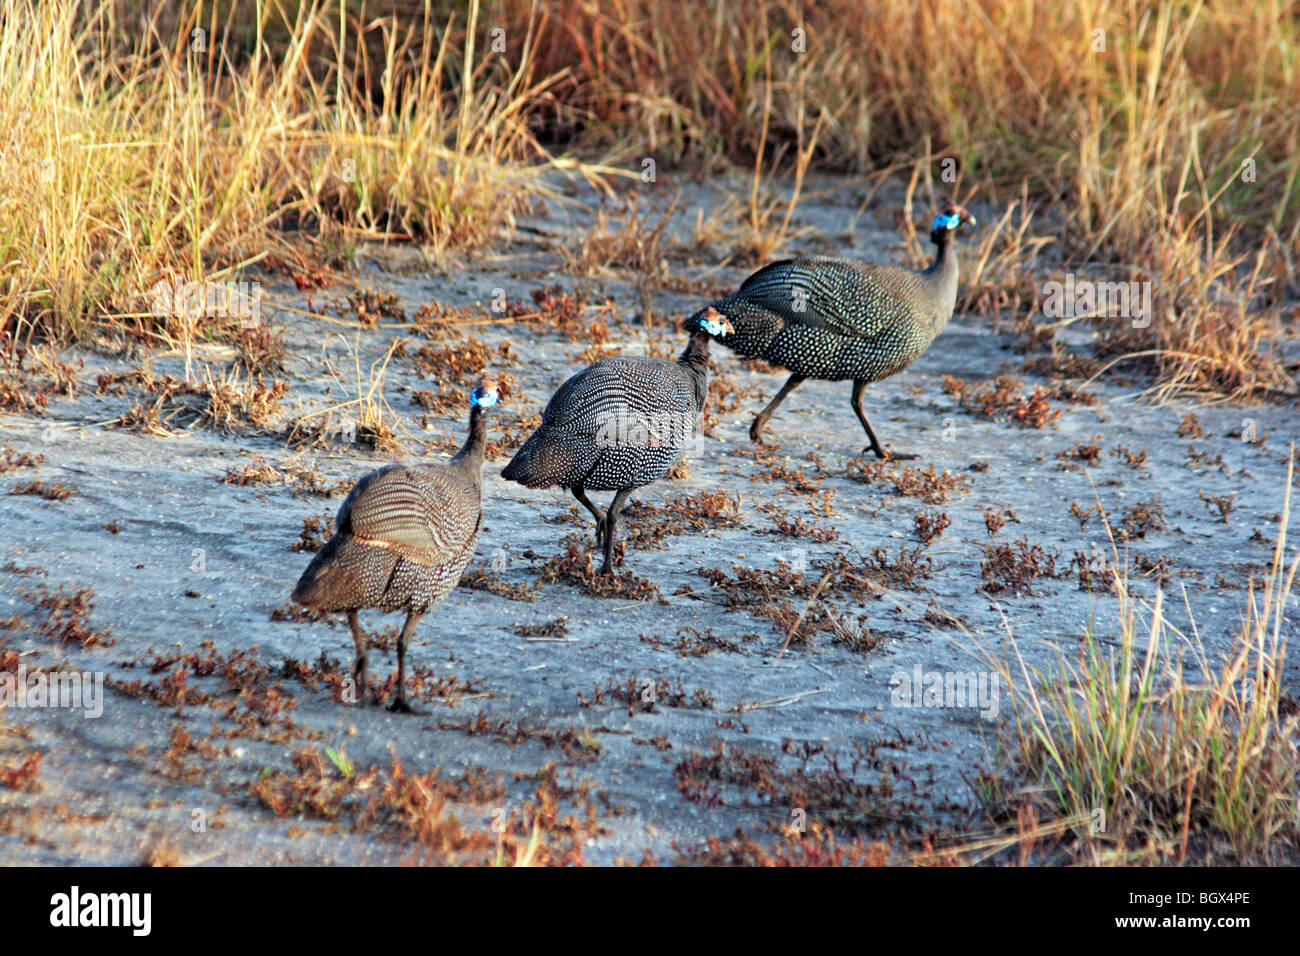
19,585,114,648
846,459,971,504
0,751,43,792
101,364,288,435
942,376,1061,429
0,447,43,473
252,749,606,865
289,513,335,554
535,534,663,603
9,479,75,501
913,511,951,545
981,539,1061,595
617,490,743,549
1119,496,1166,540
1057,439,1102,468
696,548,931,646
578,677,716,716
672,736,919,848
220,457,352,498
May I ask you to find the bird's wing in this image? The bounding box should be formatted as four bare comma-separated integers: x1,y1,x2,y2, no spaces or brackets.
339,464,477,563
335,463,398,530
732,257,917,339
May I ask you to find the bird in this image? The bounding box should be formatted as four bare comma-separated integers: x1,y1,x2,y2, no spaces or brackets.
690,200,976,459
501,309,734,574
291,376,499,712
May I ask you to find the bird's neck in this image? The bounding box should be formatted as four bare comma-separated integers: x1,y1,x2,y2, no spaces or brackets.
451,403,489,468
926,228,956,277
677,333,712,413
921,228,961,326
676,333,712,376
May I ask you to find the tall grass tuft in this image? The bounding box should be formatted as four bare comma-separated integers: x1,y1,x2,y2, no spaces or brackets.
986,454,1300,864
1,0,569,343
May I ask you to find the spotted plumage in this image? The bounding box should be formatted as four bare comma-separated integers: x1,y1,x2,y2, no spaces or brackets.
693,201,976,458
292,378,499,711
502,310,734,573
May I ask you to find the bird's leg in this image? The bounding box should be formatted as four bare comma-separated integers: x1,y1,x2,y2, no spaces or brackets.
601,488,633,575
389,611,422,714
347,610,371,705
749,374,805,443
573,486,607,547
852,379,916,461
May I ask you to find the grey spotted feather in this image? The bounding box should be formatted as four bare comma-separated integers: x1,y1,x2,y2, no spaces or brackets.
693,201,975,458
502,311,733,574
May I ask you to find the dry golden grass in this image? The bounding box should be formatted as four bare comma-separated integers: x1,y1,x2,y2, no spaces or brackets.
562,195,676,277
3,0,1295,403
513,1,1298,249
510,0,1298,400
2,0,583,343
284,334,402,452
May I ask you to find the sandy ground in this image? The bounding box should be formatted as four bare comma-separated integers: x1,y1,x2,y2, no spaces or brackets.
1,173,1296,865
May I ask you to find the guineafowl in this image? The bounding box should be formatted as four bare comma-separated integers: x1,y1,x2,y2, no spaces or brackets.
501,310,734,574
693,200,976,459
292,377,499,712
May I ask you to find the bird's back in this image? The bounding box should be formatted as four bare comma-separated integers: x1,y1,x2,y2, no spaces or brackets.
703,256,956,381
293,461,482,613
502,355,701,491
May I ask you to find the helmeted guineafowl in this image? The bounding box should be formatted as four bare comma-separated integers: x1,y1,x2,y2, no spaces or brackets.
692,200,976,459
292,377,500,712
501,309,734,574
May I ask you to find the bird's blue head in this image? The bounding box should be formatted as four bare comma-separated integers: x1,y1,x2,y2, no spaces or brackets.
470,377,500,409
691,306,735,338
930,201,975,244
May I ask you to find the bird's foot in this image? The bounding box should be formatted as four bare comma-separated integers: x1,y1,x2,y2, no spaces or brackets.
350,669,372,706
388,696,420,715
860,445,917,461
749,420,767,444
